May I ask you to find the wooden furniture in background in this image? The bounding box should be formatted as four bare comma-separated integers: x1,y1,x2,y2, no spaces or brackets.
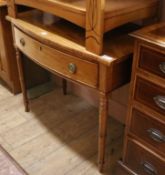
117,23,165,175
7,0,159,55
0,1,50,94
0,1,21,93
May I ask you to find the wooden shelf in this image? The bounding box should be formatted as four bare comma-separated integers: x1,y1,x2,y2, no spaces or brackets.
14,0,158,31
7,0,159,54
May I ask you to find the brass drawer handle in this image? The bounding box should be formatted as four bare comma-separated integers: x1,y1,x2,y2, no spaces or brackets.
147,128,165,143
141,161,157,175
20,38,25,47
68,63,76,74
159,62,165,74
153,95,165,110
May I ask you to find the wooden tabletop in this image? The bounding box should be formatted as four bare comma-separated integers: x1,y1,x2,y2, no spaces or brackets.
7,10,140,66
0,0,6,7
131,23,165,48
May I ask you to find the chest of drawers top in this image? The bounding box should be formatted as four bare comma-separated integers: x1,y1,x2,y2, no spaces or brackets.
132,23,165,49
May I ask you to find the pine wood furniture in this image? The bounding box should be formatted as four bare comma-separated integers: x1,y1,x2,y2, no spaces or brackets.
0,0,21,93
6,0,159,172
7,0,159,55
117,23,165,175
7,9,140,171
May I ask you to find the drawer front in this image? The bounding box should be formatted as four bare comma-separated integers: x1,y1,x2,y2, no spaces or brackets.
130,109,165,155
135,77,165,116
139,47,165,78
125,139,165,175
14,27,98,88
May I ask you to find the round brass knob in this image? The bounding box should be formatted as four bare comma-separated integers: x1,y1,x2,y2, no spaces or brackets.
68,63,76,74
20,38,25,47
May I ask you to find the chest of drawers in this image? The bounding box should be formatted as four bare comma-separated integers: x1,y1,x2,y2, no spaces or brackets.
118,23,165,175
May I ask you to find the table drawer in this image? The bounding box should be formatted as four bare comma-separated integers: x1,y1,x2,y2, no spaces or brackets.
139,47,165,78
130,109,165,155
14,27,98,88
135,77,165,116
125,139,165,175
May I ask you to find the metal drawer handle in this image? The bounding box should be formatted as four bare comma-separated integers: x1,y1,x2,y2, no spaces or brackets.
153,95,165,110
141,161,157,175
20,38,25,47
159,62,165,74
147,128,165,143
68,63,76,74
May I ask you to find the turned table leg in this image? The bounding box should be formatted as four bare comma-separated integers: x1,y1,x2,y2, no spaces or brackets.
16,49,29,112
62,79,67,95
98,92,108,172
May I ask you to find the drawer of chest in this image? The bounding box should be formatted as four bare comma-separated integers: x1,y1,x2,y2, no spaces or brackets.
139,47,165,78
125,139,165,175
14,27,98,88
135,77,165,116
130,108,165,156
